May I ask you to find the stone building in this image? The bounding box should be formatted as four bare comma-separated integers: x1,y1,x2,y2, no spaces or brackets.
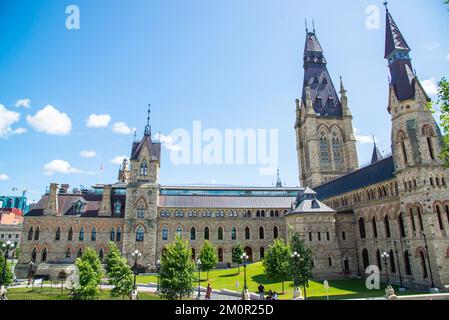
14,6,449,290
0,208,24,253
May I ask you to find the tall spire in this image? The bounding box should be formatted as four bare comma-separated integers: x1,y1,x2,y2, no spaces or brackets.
384,4,415,101
276,168,283,188
371,136,383,164
144,104,151,136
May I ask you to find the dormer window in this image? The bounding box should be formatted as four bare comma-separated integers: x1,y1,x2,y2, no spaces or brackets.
321,78,328,85
140,161,148,176
313,77,319,84
327,97,334,108
315,97,323,108
113,201,122,215
74,200,86,214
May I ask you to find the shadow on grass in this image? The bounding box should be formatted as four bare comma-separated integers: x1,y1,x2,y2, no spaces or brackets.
218,272,241,278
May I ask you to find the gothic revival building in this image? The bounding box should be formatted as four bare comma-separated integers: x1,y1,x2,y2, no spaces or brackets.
15,7,449,290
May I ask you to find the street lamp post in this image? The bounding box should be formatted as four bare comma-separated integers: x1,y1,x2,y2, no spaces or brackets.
156,259,161,293
393,241,404,288
421,231,436,288
1,241,15,288
131,250,142,292
381,252,390,286
291,251,300,290
197,259,202,299
241,253,249,300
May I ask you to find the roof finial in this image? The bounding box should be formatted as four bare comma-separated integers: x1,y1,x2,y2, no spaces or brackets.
312,19,316,33
372,135,376,145
133,129,137,141
144,104,151,136
383,1,389,11
305,19,308,33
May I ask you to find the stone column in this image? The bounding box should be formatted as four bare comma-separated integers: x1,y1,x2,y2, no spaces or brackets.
99,185,112,216
44,183,58,216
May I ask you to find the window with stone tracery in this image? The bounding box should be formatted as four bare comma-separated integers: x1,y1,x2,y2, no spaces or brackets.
320,132,330,165
332,131,343,167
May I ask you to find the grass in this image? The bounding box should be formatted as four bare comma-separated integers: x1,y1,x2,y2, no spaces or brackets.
137,262,424,300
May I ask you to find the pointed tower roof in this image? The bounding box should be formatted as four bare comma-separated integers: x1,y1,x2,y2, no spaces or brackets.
371,138,383,164
384,4,411,59
301,25,342,117
130,106,161,162
276,168,283,188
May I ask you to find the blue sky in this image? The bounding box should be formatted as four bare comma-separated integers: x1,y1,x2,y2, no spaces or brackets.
0,0,448,203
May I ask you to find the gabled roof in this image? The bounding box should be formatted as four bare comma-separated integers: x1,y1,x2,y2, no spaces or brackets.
130,134,161,161
385,10,411,58
288,187,335,215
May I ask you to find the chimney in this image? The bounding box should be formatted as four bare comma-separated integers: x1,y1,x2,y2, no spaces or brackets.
44,183,59,216
99,185,112,216
60,184,70,194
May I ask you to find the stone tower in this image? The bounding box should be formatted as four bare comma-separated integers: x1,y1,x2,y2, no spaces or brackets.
122,107,161,271
295,26,358,188
385,6,449,287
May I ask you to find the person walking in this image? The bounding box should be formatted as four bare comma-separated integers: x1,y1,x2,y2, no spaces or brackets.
258,283,265,300
205,283,212,300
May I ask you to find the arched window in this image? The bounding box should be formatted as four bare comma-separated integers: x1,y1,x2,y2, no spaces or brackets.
79,227,85,241
204,227,210,240
162,226,168,241
231,227,237,241
259,227,265,240
372,217,378,238
320,133,330,165
256,210,261,217
191,248,196,261
409,208,416,232
244,227,250,240
140,161,148,176
68,227,73,241
332,132,343,166
110,227,116,241
99,249,104,262
446,205,449,226
34,227,40,241
398,132,408,165
417,206,424,231
376,250,382,271
328,257,333,267
116,227,122,242
419,250,428,279
55,227,61,241
435,205,444,230
359,218,366,239
384,215,391,238
404,251,412,275
41,248,47,262
362,249,370,270
273,226,279,239
91,227,97,242
423,126,435,160
176,226,182,239
218,248,224,263
31,248,37,262
28,227,33,241
136,227,145,242
190,227,196,241
113,201,122,215
65,248,71,259
261,210,265,217
218,227,223,241
260,247,265,260
244,247,253,262
137,203,145,219
398,213,406,238
390,250,396,273
77,248,83,258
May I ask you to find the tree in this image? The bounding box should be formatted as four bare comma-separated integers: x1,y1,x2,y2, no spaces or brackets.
105,242,133,299
263,239,291,294
199,241,218,280
289,233,313,297
159,237,196,300
75,247,103,300
232,244,245,273
430,78,449,167
0,254,13,287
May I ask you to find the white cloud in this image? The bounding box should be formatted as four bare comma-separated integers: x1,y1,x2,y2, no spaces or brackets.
15,99,31,108
425,42,440,51
86,114,111,128
110,155,129,165
354,128,378,145
446,54,449,61
421,78,438,96
0,104,21,138
12,128,27,135
79,150,96,158
26,105,72,135
43,160,82,176
154,133,182,151
0,174,9,181
112,122,135,135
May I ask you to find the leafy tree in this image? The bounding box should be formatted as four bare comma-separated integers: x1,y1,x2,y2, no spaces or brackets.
199,241,218,280
289,233,313,297
429,78,449,167
159,237,196,300
232,244,245,273
0,254,13,287
105,242,134,299
75,247,103,300
263,239,291,294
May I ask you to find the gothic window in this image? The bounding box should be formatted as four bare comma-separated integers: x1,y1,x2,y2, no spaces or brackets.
136,227,144,242
372,217,378,238
74,200,85,214
359,218,366,239
362,249,370,270
397,132,408,165
423,126,435,160
261,211,265,217
116,227,122,242
176,226,182,239
190,227,196,241
31,248,37,262
99,249,104,262
28,227,33,241
260,247,265,260
218,248,224,263
204,227,210,240
315,97,323,108
328,257,332,267
404,250,412,275
256,211,261,217
65,248,71,259
446,205,449,226
42,248,47,262
417,206,424,231
384,215,391,238
273,226,279,239
398,213,406,238
419,250,428,279
137,203,145,219
313,77,319,84
326,97,335,108
79,227,85,241
191,248,196,261
34,227,40,241
68,227,73,241
77,248,83,258
320,132,330,165
376,250,382,271
322,78,328,85
55,227,61,241
162,226,168,241
318,232,321,241
110,227,115,242
113,201,122,215
91,227,97,242
245,227,250,240
231,227,237,241
218,227,223,241
332,132,343,166
435,205,445,231
140,161,148,176
409,208,416,232
390,250,396,273
259,227,265,240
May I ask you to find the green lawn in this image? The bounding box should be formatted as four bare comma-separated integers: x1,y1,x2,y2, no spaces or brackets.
7,288,161,300
137,262,423,300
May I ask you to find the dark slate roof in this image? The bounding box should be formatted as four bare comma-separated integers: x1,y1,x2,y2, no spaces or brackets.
315,156,395,200
130,134,161,161
371,143,383,164
287,187,335,215
385,10,411,58
302,32,342,117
